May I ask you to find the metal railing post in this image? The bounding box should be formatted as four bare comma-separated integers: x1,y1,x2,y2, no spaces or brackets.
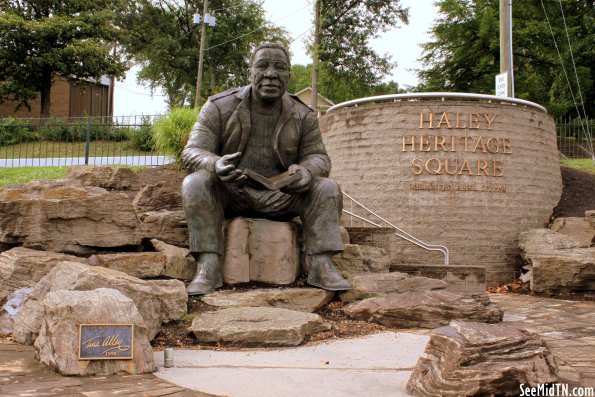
84,116,91,165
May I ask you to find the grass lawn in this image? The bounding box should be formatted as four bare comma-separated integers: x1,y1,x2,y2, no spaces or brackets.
0,166,69,187
560,158,595,174
0,140,156,159
0,164,147,187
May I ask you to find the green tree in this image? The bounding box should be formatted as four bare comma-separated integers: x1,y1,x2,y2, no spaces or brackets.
0,0,128,117
417,0,594,117
119,0,289,108
314,0,409,100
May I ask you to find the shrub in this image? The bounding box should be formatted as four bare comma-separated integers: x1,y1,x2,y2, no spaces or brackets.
0,117,38,144
127,124,155,152
152,107,198,164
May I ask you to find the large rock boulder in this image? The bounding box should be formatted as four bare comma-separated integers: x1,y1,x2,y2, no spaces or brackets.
406,320,558,396
189,307,330,347
133,183,183,213
139,210,189,247
331,244,390,275
0,247,87,303
223,217,299,285
202,288,334,313
343,291,503,328
67,166,138,190
530,248,595,293
150,239,196,280
89,252,166,279
34,288,155,375
339,272,447,303
0,179,140,253
518,229,580,260
550,217,594,248
13,261,187,344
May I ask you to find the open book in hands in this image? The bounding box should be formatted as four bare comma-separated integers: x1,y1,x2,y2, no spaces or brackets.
243,169,302,191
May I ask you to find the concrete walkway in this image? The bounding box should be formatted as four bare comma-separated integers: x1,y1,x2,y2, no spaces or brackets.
153,332,429,397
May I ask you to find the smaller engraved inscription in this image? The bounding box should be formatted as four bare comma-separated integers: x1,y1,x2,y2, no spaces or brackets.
79,324,134,360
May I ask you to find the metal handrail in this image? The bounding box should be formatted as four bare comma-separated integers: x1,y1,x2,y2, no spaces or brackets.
342,191,449,265
327,92,547,113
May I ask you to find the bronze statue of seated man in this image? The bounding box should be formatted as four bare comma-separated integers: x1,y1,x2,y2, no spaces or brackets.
181,42,352,295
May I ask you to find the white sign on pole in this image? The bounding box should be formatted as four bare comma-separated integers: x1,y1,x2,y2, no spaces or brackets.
495,73,508,97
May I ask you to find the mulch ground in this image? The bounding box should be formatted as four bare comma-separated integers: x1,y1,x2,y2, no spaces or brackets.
140,165,594,349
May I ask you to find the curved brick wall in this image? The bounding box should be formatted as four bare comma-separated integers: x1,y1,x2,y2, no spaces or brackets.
320,100,562,284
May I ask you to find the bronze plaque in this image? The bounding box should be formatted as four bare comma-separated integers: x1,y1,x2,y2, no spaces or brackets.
78,324,134,360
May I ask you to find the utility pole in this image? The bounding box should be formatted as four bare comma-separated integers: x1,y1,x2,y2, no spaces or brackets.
499,0,514,97
310,0,321,113
195,0,209,108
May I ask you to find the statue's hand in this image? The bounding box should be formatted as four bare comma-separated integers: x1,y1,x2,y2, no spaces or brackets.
281,164,312,194
215,152,246,183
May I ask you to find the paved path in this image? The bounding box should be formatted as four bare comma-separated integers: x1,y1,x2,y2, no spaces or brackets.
0,340,217,397
490,294,595,388
1,293,593,396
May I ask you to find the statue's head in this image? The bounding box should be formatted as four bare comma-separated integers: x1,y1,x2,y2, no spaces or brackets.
249,42,291,102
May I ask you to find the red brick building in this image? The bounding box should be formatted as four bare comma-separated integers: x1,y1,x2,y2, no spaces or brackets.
0,76,112,119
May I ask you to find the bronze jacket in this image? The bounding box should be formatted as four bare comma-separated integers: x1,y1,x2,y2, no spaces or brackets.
182,85,331,179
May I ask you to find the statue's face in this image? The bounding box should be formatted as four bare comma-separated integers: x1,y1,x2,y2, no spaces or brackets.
249,48,290,102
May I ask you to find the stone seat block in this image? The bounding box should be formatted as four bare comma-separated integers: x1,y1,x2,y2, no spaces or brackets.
222,217,299,285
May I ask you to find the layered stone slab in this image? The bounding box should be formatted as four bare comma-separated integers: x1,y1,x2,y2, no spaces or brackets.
133,182,183,213
406,320,558,396
519,229,580,258
0,247,87,303
0,179,140,253
332,244,390,275
530,248,595,294
67,166,138,190
223,217,299,285
139,210,189,247
202,288,334,312
343,290,503,328
89,252,166,279
519,228,595,293
190,307,330,347
550,217,594,248
150,239,196,280
390,264,486,294
34,288,155,376
339,272,447,303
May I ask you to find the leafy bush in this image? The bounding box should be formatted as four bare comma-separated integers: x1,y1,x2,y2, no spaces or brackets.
152,107,198,164
127,124,155,152
0,117,38,144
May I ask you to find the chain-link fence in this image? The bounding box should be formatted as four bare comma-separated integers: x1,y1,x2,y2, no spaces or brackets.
0,115,171,167
556,117,594,159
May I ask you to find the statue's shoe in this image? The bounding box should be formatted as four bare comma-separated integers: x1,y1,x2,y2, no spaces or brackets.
307,254,352,291
186,260,223,295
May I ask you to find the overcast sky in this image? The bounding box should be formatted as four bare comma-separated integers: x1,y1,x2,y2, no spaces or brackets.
113,0,438,116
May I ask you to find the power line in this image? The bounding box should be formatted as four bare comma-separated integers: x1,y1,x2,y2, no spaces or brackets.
290,26,314,44
206,3,312,51
116,84,166,97
539,0,593,160
558,0,593,150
